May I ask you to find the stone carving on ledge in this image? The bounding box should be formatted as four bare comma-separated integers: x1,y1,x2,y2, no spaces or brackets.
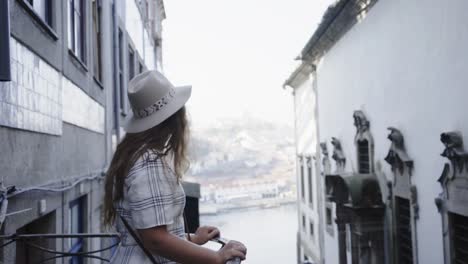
384,127,413,176
440,132,468,175
436,131,468,212
353,110,370,141
331,137,346,173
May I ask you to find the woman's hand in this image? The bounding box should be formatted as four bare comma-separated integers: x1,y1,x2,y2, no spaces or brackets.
191,226,220,245
216,240,247,264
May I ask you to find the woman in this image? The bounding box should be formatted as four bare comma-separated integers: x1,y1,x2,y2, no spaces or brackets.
104,70,247,264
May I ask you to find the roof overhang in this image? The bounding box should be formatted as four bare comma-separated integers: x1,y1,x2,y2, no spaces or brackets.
283,61,315,89
300,0,378,64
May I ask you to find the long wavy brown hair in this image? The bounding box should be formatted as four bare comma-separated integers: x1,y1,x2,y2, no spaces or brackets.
103,107,189,227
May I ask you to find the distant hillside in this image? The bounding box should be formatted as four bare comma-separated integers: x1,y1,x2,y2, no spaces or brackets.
187,116,295,181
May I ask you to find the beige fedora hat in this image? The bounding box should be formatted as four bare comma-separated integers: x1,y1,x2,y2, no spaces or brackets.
123,70,191,133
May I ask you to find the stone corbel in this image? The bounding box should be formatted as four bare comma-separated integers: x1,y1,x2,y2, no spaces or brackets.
331,137,346,173
440,132,468,175
384,127,413,176
320,142,329,158
434,196,445,213
306,156,312,168
353,110,370,142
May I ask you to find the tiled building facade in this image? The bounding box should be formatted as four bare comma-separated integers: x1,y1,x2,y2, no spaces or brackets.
285,0,468,264
0,0,165,262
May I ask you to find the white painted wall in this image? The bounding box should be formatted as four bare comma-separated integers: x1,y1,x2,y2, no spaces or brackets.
315,0,468,263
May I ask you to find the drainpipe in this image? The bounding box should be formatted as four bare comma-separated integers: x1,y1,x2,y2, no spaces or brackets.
0,0,11,81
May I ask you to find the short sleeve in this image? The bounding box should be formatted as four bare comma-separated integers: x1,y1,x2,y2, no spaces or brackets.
126,157,178,229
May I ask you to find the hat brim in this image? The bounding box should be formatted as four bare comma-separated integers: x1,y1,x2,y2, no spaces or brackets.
123,85,192,133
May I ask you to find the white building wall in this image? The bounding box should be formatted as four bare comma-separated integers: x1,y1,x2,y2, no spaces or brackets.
294,73,322,263
315,0,468,263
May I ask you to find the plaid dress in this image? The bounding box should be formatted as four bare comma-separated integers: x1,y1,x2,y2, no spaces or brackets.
111,151,186,264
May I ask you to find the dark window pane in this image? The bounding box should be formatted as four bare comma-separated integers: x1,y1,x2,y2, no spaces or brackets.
92,0,102,81
307,160,313,207
30,0,52,26
69,197,85,264
16,212,56,264
396,197,414,264
128,47,135,80
68,0,85,62
358,139,370,173
74,12,81,57
450,212,468,263
326,208,332,225
68,0,74,49
300,163,305,200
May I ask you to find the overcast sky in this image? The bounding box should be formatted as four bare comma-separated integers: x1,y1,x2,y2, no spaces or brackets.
162,0,334,129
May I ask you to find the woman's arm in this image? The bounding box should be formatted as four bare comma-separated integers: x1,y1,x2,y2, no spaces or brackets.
138,225,246,264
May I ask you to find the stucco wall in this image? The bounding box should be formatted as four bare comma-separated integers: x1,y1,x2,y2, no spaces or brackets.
315,0,468,263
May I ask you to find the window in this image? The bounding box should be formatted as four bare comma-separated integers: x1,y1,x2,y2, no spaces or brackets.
309,221,314,237
92,0,102,81
449,212,468,263
69,197,86,264
302,214,306,230
307,157,314,208
326,207,332,226
26,0,52,26
128,46,135,80
16,211,56,264
118,29,126,115
300,158,305,201
395,197,413,264
68,0,85,62
357,139,370,173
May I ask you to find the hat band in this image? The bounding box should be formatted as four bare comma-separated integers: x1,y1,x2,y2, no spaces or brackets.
133,89,176,118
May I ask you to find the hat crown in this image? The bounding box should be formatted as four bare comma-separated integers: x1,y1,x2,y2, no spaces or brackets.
128,70,175,110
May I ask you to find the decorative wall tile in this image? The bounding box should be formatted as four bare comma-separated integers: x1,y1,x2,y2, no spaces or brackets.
0,37,62,135
1,37,105,135
62,79,105,134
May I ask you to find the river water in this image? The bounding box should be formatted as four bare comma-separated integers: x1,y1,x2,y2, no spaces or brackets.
200,204,298,264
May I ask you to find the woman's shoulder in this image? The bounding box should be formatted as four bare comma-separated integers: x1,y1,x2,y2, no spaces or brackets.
125,149,174,184
126,150,162,178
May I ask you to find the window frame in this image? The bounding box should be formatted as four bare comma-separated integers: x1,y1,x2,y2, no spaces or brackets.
306,156,314,208
68,0,86,65
128,45,135,81
395,196,414,264
92,0,103,84
118,29,127,116
299,156,305,201
69,196,86,264
18,0,58,40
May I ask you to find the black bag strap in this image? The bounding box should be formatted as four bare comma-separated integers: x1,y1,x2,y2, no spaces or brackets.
119,215,158,264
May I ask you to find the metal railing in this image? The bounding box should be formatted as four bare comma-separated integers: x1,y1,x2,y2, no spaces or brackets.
0,233,242,264
0,233,120,263
211,237,242,264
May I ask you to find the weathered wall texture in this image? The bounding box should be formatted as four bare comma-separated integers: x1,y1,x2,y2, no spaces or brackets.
316,0,468,263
